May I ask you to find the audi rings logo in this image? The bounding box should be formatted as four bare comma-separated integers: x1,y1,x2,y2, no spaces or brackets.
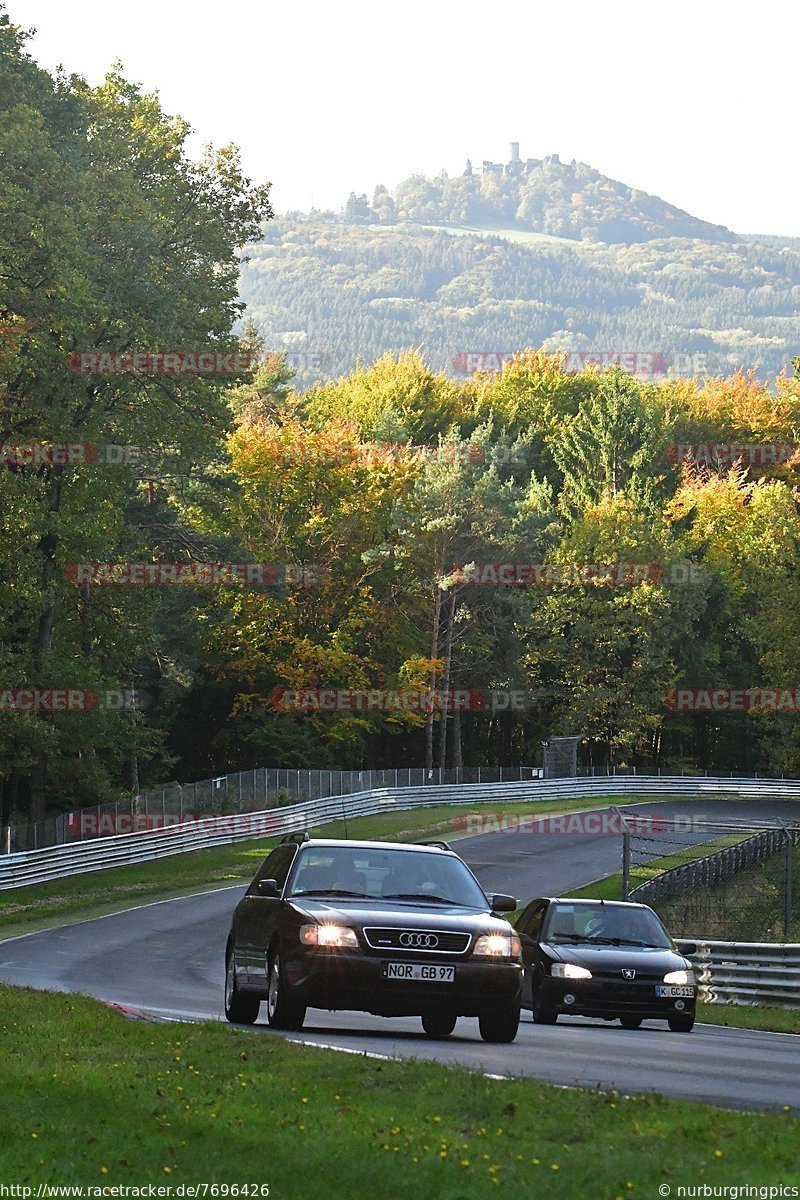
399,932,439,949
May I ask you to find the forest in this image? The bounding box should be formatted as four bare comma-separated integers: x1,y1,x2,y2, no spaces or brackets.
241,213,800,387
3,11,800,832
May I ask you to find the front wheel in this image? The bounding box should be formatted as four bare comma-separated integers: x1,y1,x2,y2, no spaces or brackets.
266,948,306,1031
224,944,260,1025
668,1013,695,1032
532,986,558,1025
620,1015,643,1029
421,1011,457,1038
479,1002,520,1043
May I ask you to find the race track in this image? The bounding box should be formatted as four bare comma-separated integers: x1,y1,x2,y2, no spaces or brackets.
2,798,799,1111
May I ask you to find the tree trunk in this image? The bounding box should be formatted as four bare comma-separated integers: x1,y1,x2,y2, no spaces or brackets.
425,586,443,773
451,702,463,770
437,590,456,770
29,473,64,824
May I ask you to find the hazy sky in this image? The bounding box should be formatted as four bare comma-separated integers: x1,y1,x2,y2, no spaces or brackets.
9,0,799,236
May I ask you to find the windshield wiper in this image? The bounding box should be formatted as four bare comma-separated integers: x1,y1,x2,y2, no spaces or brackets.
381,892,461,904
294,889,368,898
585,936,663,947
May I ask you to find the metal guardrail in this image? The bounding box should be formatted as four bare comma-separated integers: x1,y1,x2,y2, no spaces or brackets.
4,775,800,1009
0,780,549,890
676,939,800,1009
5,765,545,851
4,772,800,892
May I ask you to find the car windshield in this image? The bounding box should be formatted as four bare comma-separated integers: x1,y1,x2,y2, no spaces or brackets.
543,903,672,949
287,846,488,908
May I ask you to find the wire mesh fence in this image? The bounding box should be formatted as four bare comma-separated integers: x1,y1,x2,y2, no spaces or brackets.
624,816,800,941
3,764,544,852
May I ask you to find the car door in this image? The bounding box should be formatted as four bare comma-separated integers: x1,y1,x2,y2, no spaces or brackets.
238,844,297,983
515,900,549,1007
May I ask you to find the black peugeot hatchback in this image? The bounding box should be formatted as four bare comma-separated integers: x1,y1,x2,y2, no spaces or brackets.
515,897,697,1031
224,836,523,1042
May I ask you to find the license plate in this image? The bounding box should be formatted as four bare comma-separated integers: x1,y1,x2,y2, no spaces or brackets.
383,962,455,983
655,985,695,998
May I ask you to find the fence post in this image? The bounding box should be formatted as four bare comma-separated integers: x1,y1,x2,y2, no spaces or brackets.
785,830,793,939
622,831,630,900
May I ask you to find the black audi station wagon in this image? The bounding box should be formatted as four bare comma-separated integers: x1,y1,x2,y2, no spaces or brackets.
224,836,523,1042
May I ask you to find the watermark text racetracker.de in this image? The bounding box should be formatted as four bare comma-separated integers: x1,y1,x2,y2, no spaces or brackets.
67,351,257,376
665,688,800,713
0,688,146,713
452,350,669,377
452,810,695,836
0,443,141,467
453,562,703,586
666,442,800,468
257,441,485,468
64,563,320,587
270,687,528,713
65,810,280,838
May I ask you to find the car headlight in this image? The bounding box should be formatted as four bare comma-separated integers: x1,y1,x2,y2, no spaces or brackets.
663,968,695,985
300,923,359,948
551,962,592,980
473,932,522,958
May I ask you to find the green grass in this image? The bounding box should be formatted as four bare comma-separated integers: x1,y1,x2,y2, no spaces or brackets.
569,834,750,905
0,796,649,940
567,875,624,902
695,1003,800,1033
655,845,800,942
2,985,797,1192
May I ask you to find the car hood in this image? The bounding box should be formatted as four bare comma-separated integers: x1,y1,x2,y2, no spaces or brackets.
289,897,512,933
543,942,690,973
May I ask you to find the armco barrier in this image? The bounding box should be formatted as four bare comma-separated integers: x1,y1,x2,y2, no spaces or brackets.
675,939,800,1008
4,773,800,891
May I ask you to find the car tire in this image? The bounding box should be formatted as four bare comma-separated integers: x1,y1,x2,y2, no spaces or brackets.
620,1015,643,1029
532,987,558,1025
478,1002,520,1043
421,1011,457,1038
224,944,260,1025
668,1013,695,1032
266,947,306,1031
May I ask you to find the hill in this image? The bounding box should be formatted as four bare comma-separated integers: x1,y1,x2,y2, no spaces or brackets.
238,153,800,386
389,149,737,245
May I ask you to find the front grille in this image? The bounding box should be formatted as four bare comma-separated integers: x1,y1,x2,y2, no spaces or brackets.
594,971,663,986
363,927,471,954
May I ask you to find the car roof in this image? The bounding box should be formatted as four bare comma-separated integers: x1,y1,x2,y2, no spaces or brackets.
296,838,455,856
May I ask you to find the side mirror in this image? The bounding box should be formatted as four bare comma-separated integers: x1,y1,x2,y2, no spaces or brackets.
681,941,697,956
257,878,281,898
491,894,517,913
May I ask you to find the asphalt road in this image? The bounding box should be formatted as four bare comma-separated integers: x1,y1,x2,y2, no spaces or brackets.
2,798,800,1111
454,795,800,898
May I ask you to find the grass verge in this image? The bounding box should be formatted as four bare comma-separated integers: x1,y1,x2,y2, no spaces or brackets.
2,985,797,1193
0,795,647,940
695,1003,800,1034
568,834,750,905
